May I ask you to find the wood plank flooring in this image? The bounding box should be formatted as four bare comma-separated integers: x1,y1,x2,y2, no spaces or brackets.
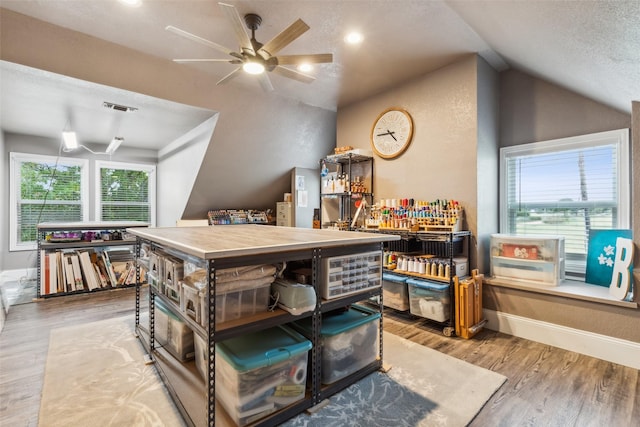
1,287,638,427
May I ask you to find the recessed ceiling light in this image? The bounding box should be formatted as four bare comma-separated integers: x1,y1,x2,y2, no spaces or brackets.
297,63,313,73
118,0,142,7
344,32,363,45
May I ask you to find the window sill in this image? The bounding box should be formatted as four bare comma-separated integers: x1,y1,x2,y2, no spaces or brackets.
485,277,637,309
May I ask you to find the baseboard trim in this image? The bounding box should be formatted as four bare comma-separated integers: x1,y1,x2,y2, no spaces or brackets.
0,268,37,283
484,309,640,370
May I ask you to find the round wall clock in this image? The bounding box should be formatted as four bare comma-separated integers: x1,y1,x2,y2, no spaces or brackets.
370,107,414,159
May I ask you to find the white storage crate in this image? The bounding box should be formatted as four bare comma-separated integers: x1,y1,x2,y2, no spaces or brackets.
490,234,565,286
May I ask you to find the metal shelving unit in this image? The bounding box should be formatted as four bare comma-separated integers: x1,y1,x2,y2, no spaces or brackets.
363,228,472,336
320,153,373,230
36,221,148,298
129,225,397,427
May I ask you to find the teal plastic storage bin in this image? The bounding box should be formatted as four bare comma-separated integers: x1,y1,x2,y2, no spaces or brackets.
382,272,409,311
406,278,450,322
293,305,380,384
213,325,312,426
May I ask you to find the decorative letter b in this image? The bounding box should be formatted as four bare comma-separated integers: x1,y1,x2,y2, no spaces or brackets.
609,237,634,300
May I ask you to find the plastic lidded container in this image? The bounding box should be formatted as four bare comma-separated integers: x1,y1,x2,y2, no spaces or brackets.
213,325,312,426
292,304,380,384
406,278,450,322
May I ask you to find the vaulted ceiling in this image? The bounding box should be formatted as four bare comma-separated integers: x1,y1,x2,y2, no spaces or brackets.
1,0,639,150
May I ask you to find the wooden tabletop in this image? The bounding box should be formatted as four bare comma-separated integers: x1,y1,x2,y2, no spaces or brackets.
126,224,399,259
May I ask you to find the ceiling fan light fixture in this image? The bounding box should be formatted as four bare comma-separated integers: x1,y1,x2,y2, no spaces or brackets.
345,31,364,45
62,131,78,151
118,0,142,7
106,137,124,154
243,60,265,75
297,63,313,73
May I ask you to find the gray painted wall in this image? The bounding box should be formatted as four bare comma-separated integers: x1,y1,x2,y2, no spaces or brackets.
337,55,480,249
336,57,639,343
476,56,500,274
493,69,639,343
1,10,336,269
337,55,494,272
500,69,631,146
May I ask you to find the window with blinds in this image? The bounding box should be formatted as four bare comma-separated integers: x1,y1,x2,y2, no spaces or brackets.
96,161,156,225
10,153,89,250
500,129,630,276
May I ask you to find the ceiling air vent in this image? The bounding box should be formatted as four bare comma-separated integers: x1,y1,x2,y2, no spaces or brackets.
102,101,138,112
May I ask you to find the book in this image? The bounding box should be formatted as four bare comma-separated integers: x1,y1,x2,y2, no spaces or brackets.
94,264,108,288
64,253,75,292
56,251,65,293
48,252,58,294
47,252,58,294
40,250,50,295
70,253,84,291
112,261,133,286
95,257,110,288
78,250,99,291
101,250,118,287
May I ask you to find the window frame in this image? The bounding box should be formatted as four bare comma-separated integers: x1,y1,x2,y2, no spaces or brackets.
94,160,157,226
9,152,90,251
499,128,631,276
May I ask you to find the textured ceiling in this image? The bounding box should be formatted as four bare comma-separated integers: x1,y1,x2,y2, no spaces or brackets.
1,0,639,150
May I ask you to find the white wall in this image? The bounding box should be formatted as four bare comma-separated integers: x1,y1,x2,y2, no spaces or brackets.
157,115,217,226
0,130,6,273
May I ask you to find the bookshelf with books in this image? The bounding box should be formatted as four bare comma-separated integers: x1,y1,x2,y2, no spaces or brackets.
36,221,148,298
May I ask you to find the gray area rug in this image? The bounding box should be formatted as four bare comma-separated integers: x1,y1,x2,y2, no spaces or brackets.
39,316,185,427
283,332,506,427
39,316,505,427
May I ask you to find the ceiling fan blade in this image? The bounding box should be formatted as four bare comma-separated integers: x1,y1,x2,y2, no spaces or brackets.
217,67,243,85
272,66,315,84
258,73,275,92
173,59,238,63
218,2,255,55
258,19,310,58
276,53,333,65
166,25,235,56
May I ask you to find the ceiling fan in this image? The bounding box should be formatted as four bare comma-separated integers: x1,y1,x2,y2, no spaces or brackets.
166,2,333,92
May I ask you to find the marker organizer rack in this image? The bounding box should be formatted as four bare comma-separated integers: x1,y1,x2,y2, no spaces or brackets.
366,199,464,232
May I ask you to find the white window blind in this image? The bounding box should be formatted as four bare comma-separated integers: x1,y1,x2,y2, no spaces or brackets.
10,153,89,251
500,129,630,276
95,161,156,225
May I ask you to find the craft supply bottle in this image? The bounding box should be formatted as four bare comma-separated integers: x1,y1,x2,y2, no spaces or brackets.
418,259,426,274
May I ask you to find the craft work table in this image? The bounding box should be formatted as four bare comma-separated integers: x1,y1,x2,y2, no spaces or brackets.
128,224,399,427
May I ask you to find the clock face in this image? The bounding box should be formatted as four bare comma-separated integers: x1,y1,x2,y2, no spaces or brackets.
370,108,413,159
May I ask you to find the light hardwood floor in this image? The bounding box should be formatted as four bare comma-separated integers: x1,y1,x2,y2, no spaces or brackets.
1,287,638,427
